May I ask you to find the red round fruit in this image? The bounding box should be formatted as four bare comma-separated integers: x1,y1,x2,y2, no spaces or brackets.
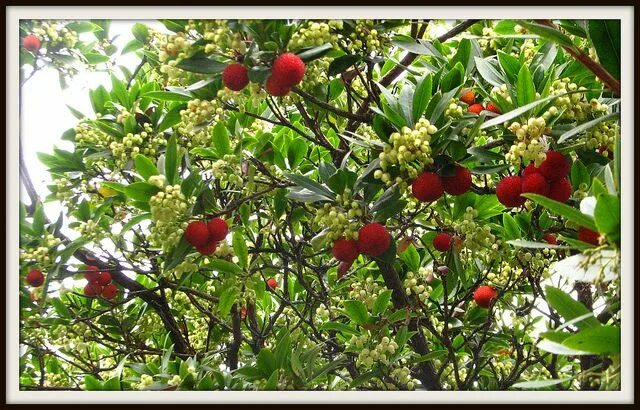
412,172,444,203
473,285,498,308
240,307,248,319
357,223,391,257
26,269,44,287
222,63,249,91
83,282,102,298
486,102,501,114
207,217,229,242
442,166,472,196
468,103,484,115
460,90,475,105
577,227,600,246
185,221,210,247
101,284,118,300
539,151,570,181
84,265,101,282
521,173,550,196
266,278,278,290
433,233,453,252
543,233,557,245
547,177,572,203
522,163,541,178
23,35,41,52
196,241,219,256
265,75,291,96
97,271,112,286
496,176,525,208
332,238,360,263
271,53,305,87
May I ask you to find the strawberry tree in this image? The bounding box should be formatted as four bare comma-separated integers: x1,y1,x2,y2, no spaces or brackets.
19,19,621,391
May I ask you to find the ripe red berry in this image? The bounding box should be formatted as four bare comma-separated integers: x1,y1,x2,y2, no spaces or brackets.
101,284,118,300
486,102,501,114
539,151,570,181
265,75,291,96
185,221,210,247
547,177,572,203
332,238,360,263
84,265,101,282
26,269,44,287
412,172,444,202
522,163,541,178
357,223,391,257
442,166,472,196
266,278,278,290
577,227,600,246
207,217,229,242
433,233,453,252
222,63,249,91
96,271,112,286
468,103,484,115
543,233,557,245
496,176,525,208
83,282,102,298
240,307,248,319
23,35,41,52
196,241,219,256
473,285,498,308
521,173,550,196
271,53,305,87
460,90,475,105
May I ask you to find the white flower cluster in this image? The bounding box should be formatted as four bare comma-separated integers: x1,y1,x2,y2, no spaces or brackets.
290,21,339,50
453,206,500,252
348,276,387,310
375,118,437,187
177,99,224,147
33,21,78,49
314,188,363,241
404,267,434,303
20,233,62,266
505,117,549,167
148,181,193,250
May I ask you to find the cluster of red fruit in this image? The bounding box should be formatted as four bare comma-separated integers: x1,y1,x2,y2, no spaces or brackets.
460,90,500,115
83,265,118,300
22,34,41,52
412,165,472,203
496,151,572,208
332,223,391,266
184,217,229,255
222,53,305,97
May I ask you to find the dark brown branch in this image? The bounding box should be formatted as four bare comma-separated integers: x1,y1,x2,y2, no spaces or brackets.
292,86,372,123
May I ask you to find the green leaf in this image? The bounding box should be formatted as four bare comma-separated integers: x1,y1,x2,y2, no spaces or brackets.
287,138,308,169
212,122,231,156
285,173,335,201
570,159,590,191
343,300,369,325
474,57,506,87
66,21,103,33
594,194,620,241
121,213,152,234
328,54,361,77
296,43,334,62
123,182,161,203
134,155,159,181
208,259,243,275
51,298,72,319
587,20,621,81
256,349,278,378
506,239,570,250
502,213,521,240
522,193,597,232
84,374,103,391
102,377,121,391
122,39,143,54
350,371,377,389
274,329,291,370
497,50,520,83
143,91,193,102
412,74,433,123
165,135,179,185
537,339,590,355
372,290,393,316
176,56,226,74
218,289,238,317
562,325,620,354
513,378,570,389
516,64,535,106
451,38,472,72
545,286,601,330
517,21,575,48
319,321,357,335
557,112,620,144
232,230,249,270
131,23,149,43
